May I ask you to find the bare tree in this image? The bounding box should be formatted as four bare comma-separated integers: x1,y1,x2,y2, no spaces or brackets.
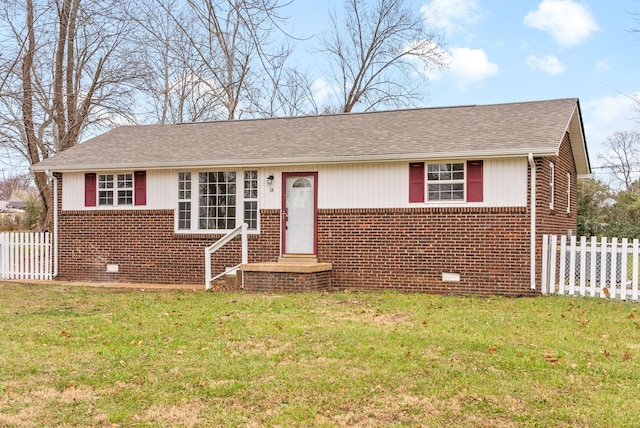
0,0,142,218
0,172,31,201
251,64,321,118
319,0,446,113
139,0,304,122
134,0,225,123
598,131,640,191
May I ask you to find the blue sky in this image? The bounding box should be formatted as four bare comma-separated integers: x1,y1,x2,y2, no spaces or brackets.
3,0,637,177
287,0,640,173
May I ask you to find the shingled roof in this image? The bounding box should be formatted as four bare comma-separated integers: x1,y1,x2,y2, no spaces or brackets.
32,98,590,175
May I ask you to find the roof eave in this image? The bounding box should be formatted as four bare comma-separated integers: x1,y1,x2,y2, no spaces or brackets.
31,148,560,173
563,102,591,176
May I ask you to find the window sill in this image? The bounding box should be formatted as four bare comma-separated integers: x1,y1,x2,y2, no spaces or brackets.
174,229,260,235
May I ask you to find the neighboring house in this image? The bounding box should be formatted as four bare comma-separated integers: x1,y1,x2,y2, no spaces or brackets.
32,98,590,295
0,201,18,226
6,189,38,210
1,196,25,227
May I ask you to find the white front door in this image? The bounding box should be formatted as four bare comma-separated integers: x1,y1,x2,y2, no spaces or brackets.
283,173,316,255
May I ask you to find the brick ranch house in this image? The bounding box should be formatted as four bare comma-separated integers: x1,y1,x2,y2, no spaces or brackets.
32,98,590,295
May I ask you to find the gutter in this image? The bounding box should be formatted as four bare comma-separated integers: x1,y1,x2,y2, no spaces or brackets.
31,148,561,173
527,154,536,291
45,170,58,278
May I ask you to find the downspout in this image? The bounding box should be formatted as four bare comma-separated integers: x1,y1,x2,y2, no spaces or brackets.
527,154,536,291
45,170,58,278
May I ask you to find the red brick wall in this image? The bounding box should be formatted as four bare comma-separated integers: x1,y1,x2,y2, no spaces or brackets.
243,271,331,292
536,133,578,237
315,207,533,296
56,207,281,285
533,133,579,286
56,207,533,295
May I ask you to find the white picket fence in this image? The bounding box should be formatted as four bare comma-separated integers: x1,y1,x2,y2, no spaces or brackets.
0,232,53,280
542,234,640,301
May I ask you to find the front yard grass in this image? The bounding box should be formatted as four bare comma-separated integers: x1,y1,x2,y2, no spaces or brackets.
1,282,640,427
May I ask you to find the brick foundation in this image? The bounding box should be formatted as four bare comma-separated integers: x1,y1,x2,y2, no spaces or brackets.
243,271,331,292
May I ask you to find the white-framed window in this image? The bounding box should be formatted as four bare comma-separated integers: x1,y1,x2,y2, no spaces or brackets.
177,170,258,232
567,172,571,214
98,173,133,206
178,172,191,230
427,162,464,201
243,170,258,230
199,171,237,230
549,162,555,209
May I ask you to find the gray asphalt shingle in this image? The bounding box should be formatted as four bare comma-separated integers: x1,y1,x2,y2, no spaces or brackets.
32,98,588,172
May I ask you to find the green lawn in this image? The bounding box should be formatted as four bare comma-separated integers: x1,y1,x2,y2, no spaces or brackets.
1,282,639,427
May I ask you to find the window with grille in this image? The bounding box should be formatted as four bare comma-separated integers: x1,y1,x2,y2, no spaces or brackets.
176,170,260,232
243,170,258,230
178,172,191,230
198,172,237,230
97,174,133,206
427,163,464,201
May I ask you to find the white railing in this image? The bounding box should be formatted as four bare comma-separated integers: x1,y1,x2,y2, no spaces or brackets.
542,234,640,301
0,232,53,280
204,223,248,290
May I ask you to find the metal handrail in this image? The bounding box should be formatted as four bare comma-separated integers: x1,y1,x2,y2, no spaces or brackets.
204,223,248,290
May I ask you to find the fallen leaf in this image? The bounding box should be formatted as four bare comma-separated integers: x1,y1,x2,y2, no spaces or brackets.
176,349,184,355
623,352,632,361
488,346,497,355
61,330,71,338
543,354,560,365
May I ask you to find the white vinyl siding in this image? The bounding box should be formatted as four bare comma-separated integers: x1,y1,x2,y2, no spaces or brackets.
62,158,528,212
261,159,527,209
62,170,177,210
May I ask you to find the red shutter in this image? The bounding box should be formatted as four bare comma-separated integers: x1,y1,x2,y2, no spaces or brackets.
467,160,483,202
134,171,146,206
84,173,96,207
409,162,425,203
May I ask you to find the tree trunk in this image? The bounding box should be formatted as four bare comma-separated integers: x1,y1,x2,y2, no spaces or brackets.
22,0,52,224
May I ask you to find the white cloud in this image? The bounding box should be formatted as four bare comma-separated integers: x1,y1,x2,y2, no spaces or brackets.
582,94,640,160
526,54,565,74
424,47,498,91
445,47,499,90
421,0,480,34
310,78,337,105
523,0,599,47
